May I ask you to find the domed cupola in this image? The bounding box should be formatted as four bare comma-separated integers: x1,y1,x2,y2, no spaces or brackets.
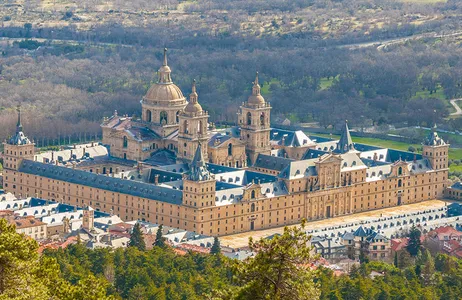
247,72,266,106
184,80,203,115
143,48,186,106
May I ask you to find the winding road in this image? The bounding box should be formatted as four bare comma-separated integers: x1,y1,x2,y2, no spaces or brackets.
450,98,462,116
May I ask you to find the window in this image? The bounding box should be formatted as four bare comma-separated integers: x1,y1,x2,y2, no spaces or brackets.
228,143,233,156
146,110,152,122
251,203,255,212
260,112,265,125
123,136,128,148
247,112,252,125
184,120,189,133
398,179,402,188
160,111,168,124
398,167,403,176
251,190,256,199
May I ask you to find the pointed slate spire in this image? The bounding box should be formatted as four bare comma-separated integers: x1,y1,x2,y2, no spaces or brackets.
16,104,23,133
8,104,31,145
335,120,355,153
424,123,446,146
188,143,211,181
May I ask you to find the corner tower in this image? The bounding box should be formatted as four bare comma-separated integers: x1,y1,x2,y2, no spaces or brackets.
3,106,35,171
238,72,271,165
141,48,187,137
177,80,209,162
422,125,449,170
182,143,215,208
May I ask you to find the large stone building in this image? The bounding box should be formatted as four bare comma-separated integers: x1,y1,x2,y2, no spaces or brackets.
2,51,451,237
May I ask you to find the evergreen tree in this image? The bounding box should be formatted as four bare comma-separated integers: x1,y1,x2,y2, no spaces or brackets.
210,237,221,255
233,220,320,299
407,225,422,257
420,250,436,286
154,225,166,248
394,252,399,268
128,222,146,251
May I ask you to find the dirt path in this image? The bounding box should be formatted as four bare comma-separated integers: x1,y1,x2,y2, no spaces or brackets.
450,98,462,116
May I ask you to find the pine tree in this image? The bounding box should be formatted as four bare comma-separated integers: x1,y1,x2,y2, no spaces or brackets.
394,252,399,268
129,222,146,251
407,225,422,257
154,224,166,248
233,220,320,299
210,237,221,255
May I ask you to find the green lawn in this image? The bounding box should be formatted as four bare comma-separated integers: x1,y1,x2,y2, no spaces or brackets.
320,77,335,90
261,79,280,95
450,164,462,172
308,132,462,171
411,87,446,101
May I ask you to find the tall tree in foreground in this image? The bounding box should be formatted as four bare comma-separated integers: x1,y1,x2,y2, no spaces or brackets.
407,225,422,257
154,224,166,248
128,222,146,251
233,220,320,300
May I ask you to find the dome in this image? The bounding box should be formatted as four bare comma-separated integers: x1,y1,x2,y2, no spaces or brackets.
247,94,265,105
247,72,266,105
144,83,185,104
184,101,203,113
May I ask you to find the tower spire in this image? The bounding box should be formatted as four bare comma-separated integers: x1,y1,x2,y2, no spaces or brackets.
190,79,198,104
335,120,355,153
158,48,172,84
252,71,261,96
187,142,211,181
16,104,23,133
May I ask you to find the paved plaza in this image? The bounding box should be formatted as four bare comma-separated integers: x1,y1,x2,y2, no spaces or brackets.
220,200,453,249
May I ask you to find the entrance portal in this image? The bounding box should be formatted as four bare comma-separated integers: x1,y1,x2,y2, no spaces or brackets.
326,206,331,218
398,196,402,206
250,221,255,230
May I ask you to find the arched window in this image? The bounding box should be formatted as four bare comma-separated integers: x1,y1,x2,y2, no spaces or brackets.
251,190,256,199
123,136,128,148
398,179,402,188
184,120,189,134
247,112,252,125
251,203,255,212
260,112,265,126
146,110,152,122
160,111,168,125
198,120,203,134
398,167,403,176
176,111,180,123
228,143,233,156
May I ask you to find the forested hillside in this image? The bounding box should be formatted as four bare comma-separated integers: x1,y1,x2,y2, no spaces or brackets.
0,0,461,142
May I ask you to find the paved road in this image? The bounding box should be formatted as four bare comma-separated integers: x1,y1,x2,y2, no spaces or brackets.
450,98,462,116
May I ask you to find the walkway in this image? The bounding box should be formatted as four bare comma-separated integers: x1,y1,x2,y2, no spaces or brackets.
219,199,451,249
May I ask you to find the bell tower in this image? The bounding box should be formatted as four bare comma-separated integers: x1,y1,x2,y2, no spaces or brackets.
238,72,271,165
177,80,209,162
3,105,35,171
422,124,449,170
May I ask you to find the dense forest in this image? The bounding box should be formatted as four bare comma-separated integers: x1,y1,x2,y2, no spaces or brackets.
0,0,461,142
4,217,462,300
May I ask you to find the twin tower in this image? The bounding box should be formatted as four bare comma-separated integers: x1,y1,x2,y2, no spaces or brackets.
140,48,272,165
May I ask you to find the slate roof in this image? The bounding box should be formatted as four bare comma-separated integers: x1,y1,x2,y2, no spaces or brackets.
208,133,234,148
253,154,292,171
19,160,183,205
353,226,369,237
270,129,315,147
302,149,328,160
451,182,462,191
335,121,355,153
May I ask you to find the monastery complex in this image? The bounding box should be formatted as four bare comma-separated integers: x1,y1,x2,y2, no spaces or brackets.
2,49,451,236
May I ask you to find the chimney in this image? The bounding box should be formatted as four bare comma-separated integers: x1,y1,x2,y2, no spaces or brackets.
154,174,159,185
413,154,417,163
72,163,75,170
96,168,100,174
91,142,94,147
115,167,119,174
70,150,73,159
82,148,86,158
373,152,378,162
73,144,76,149
51,151,54,161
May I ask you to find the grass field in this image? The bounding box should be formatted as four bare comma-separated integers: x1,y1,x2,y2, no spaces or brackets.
399,0,446,3
320,77,335,90
309,132,462,171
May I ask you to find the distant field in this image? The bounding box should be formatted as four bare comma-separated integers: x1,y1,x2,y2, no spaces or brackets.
309,132,462,171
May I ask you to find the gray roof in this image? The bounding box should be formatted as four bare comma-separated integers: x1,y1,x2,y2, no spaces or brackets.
9,108,31,146
19,160,183,205
270,129,315,147
187,143,212,181
254,154,292,171
451,182,462,191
